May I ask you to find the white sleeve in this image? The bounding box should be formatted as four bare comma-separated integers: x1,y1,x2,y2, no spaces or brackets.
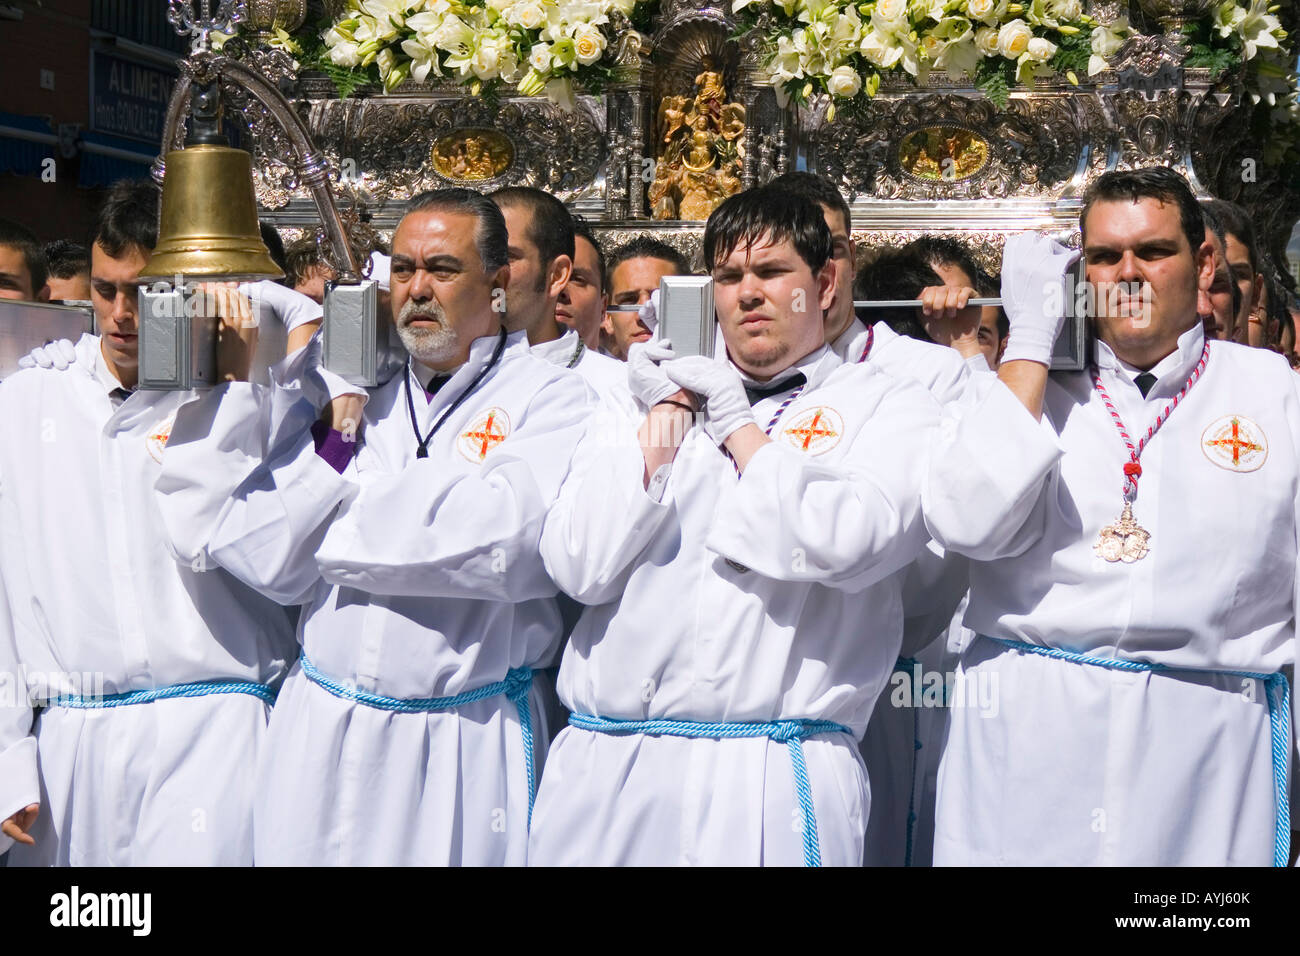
922,373,1063,560
706,377,940,593
315,377,598,600
156,383,349,605
540,408,675,606
0,469,38,850
240,280,323,332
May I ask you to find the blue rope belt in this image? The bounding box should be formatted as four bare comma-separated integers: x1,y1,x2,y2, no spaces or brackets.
42,679,276,708
568,712,853,867
299,655,536,828
982,635,1293,868
892,656,922,868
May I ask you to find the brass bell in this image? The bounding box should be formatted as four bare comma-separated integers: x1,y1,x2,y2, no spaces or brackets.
140,143,283,283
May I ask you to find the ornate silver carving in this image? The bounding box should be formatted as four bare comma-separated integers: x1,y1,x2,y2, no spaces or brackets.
168,0,248,53
812,93,1081,201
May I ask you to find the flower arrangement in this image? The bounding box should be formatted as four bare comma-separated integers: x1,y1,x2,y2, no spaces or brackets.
289,0,1296,165
730,0,1102,112
307,0,650,107
1191,2,1299,168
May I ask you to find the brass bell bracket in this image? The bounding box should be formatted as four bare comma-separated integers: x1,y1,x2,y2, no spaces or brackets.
153,49,363,285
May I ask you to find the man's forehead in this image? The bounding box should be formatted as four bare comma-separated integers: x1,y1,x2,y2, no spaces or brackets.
90,241,148,280
715,233,797,267
1084,196,1184,241
395,209,479,254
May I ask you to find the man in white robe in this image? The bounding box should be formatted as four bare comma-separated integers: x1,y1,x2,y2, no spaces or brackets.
0,179,295,866
529,185,940,866
925,166,1297,866
155,188,595,865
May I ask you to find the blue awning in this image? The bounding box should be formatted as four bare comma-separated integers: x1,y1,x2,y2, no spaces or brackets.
78,130,157,189
0,111,56,177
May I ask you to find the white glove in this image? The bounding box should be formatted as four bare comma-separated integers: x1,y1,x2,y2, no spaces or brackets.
18,339,77,371
662,356,754,445
999,232,1081,367
293,333,369,414
627,339,680,410
639,289,660,333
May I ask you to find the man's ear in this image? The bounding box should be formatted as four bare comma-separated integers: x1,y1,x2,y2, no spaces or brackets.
1195,239,1215,292
600,305,615,336
547,254,573,299
815,260,835,312
1250,273,1264,312
847,237,857,280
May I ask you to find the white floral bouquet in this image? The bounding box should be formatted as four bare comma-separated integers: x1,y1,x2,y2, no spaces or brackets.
316,0,644,106
731,0,1103,112
1203,1,1298,166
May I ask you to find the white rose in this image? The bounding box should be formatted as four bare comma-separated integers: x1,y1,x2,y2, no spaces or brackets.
1048,0,1082,23
1027,36,1056,62
512,2,546,30
573,24,605,66
328,41,361,67
965,0,995,20
975,26,999,56
472,43,502,79
828,64,862,97
529,42,551,72
996,18,1033,59
876,0,908,22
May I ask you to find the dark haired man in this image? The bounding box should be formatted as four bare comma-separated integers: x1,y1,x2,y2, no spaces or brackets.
41,239,90,303
1199,203,1242,341
529,185,939,866
0,179,293,864
0,219,48,302
1204,199,1265,348
602,236,690,359
490,187,625,398
925,165,1299,866
557,219,607,351
155,187,595,864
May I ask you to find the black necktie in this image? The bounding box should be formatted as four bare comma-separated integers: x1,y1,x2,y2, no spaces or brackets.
425,374,450,398
744,372,806,407
110,387,132,405
1134,372,1157,398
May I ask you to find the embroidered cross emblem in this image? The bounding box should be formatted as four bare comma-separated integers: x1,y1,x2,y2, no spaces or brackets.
464,410,506,459
786,410,837,450
1204,418,1262,467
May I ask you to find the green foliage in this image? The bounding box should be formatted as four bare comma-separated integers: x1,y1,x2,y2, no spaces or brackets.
1049,29,1091,76
1185,43,1240,79
975,59,1013,109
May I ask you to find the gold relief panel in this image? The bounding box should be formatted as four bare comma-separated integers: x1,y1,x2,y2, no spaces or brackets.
431,129,515,183
898,126,990,183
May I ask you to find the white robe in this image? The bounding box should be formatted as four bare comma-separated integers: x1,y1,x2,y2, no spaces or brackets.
925,325,1299,866
155,329,596,865
530,345,940,865
833,317,983,866
0,334,296,866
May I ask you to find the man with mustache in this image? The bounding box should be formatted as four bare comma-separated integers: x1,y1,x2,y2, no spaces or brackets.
925,166,1298,866
155,188,596,864
528,186,939,865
